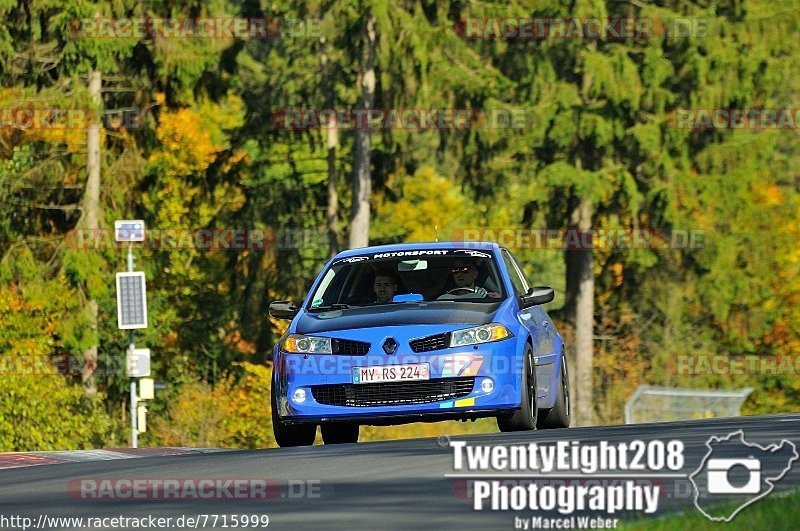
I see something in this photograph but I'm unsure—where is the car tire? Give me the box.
[497,344,538,432]
[320,423,360,444]
[538,348,571,429]
[271,388,316,447]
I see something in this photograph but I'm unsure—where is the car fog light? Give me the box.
[481,378,494,393]
[292,388,307,403]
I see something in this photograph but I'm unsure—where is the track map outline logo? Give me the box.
[689,430,798,522]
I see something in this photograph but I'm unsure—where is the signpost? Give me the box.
[114,220,154,448]
[114,220,145,242]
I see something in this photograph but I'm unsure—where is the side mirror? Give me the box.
[519,286,555,308]
[269,300,299,320]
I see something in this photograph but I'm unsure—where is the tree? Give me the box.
[79,70,101,393]
[349,6,376,249]
[320,36,340,257]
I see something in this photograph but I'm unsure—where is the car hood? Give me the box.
[294,301,503,334]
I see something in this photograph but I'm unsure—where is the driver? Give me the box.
[438,259,500,299]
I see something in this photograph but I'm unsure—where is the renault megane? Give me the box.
[269,242,570,446]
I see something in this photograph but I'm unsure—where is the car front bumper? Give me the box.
[272,336,526,424]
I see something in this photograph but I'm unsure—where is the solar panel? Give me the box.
[116,272,148,329]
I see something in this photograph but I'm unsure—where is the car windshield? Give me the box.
[307,252,507,309]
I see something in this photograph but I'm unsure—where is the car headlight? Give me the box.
[282,334,332,354]
[450,323,511,347]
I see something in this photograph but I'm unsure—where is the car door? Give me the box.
[508,251,557,358]
[501,248,555,399]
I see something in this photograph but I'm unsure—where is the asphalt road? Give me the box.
[2,414,800,530]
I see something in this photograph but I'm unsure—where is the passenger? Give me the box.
[372,268,399,304]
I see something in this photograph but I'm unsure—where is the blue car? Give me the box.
[269,242,570,446]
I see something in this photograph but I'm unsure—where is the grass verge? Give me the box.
[623,489,800,530]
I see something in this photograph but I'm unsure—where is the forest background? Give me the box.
[1,0,798,449]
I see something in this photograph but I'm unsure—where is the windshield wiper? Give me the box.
[307,303,354,312]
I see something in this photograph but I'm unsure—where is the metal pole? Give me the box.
[128,242,138,448]
[130,375,138,448]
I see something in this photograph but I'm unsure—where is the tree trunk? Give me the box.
[569,195,594,426]
[81,70,102,394]
[349,9,376,249]
[562,195,580,323]
[320,36,340,258]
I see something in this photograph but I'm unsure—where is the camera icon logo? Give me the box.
[706,457,761,495]
[690,430,797,522]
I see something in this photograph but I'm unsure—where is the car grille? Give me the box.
[311,377,475,407]
[409,332,451,353]
[331,338,371,356]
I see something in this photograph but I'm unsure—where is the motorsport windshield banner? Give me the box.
[332,249,492,266]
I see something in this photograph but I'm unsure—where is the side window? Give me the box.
[501,249,526,296]
[509,252,531,292]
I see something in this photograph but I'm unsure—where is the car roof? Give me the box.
[332,241,498,260]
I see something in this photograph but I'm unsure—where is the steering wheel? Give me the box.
[446,287,481,296]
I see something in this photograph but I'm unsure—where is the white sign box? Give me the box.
[138,378,155,400]
[126,347,151,378]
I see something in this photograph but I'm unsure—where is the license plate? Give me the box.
[352,363,430,384]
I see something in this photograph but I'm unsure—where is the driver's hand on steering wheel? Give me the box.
[473,287,501,298]
[441,286,501,299]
